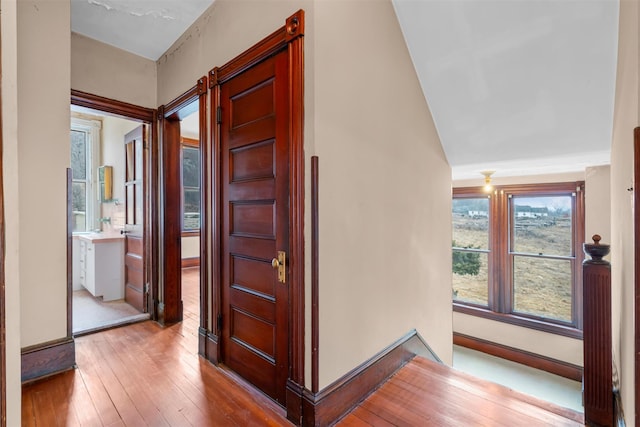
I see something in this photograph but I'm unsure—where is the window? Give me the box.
[181,138,201,232]
[70,117,101,232]
[452,183,585,337]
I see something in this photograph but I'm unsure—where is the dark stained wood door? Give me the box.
[220,50,290,404]
[124,125,146,312]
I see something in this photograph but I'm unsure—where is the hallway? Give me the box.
[22,268,584,426]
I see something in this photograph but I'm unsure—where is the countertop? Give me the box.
[75,232,125,244]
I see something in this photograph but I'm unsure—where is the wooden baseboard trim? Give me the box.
[181,257,200,268]
[21,337,75,383]
[199,330,219,365]
[297,329,437,427]
[453,332,583,382]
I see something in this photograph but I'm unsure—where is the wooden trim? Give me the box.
[298,330,435,427]
[209,67,222,366]
[181,257,200,268]
[159,116,183,324]
[453,304,583,339]
[70,90,157,319]
[453,332,583,381]
[288,9,306,399]
[71,89,154,122]
[635,126,640,427]
[21,338,75,383]
[208,11,305,415]
[66,169,73,337]
[311,156,319,394]
[159,78,207,326]
[199,330,219,365]
[453,181,586,335]
[163,85,199,120]
[582,252,614,426]
[198,77,209,343]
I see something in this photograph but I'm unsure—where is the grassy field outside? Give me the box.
[452,212,574,322]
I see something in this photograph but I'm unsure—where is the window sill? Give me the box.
[181,230,200,237]
[453,303,583,340]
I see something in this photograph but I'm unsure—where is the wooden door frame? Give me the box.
[70,90,157,319]
[157,77,207,325]
[204,10,305,421]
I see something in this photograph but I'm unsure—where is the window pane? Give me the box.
[453,250,488,306]
[70,130,87,180]
[72,182,87,232]
[512,195,572,256]
[512,255,572,322]
[452,198,489,250]
[183,189,200,230]
[183,146,200,188]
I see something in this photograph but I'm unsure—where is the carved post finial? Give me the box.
[583,234,610,264]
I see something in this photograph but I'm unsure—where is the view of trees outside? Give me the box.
[452,197,489,306]
[71,129,88,232]
[182,146,200,230]
[511,195,573,322]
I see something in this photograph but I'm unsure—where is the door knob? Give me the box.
[271,251,286,283]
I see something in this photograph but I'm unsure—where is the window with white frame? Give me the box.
[70,117,101,232]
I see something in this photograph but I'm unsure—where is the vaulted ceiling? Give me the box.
[71,0,620,180]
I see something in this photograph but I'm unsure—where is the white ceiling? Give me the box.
[71,0,214,60]
[71,0,621,180]
[393,0,619,180]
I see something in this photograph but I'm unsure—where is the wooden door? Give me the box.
[220,50,290,404]
[124,125,146,312]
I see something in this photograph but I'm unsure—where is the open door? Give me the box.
[124,125,147,312]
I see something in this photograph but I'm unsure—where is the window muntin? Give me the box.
[70,117,101,232]
[452,197,490,306]
[452,183,584,336]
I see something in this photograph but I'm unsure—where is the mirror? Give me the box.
[98,165,113,202]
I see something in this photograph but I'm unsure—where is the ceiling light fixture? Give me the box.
[481,170,495,193]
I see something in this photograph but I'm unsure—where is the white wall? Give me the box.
[313,0,452,387]
[2,0,22,423]
[71,32,157,109]
[585,165,611,251]
[157,0,453,390]
[17,0,70,348]
[181,236,200,259]
[610,0,638,422]
[101,115,140,203]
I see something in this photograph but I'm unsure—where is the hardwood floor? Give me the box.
[338,356,584,427]
[23,267,585,426]
[22,268,291,426]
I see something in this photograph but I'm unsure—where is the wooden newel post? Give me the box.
[582,234,614,427]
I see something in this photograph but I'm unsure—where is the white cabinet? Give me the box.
[77,235,125,301]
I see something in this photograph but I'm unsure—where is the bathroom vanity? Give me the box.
[75,233,125,301]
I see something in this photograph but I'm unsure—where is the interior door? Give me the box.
[220,49,290,404]
[124,125,146,312]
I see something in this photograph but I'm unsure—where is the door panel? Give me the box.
[124,125,146,312]
[221,50,289,404]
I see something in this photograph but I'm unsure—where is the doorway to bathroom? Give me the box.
[69,93,154,336]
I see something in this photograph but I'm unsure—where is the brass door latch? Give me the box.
[271,251,286,283]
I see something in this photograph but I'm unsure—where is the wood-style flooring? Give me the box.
[23,267,585,426]
[338,356,584,426]
[22,268,291,426]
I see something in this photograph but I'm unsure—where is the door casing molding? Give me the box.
[70,91,157,319]
[202,10,305,422]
